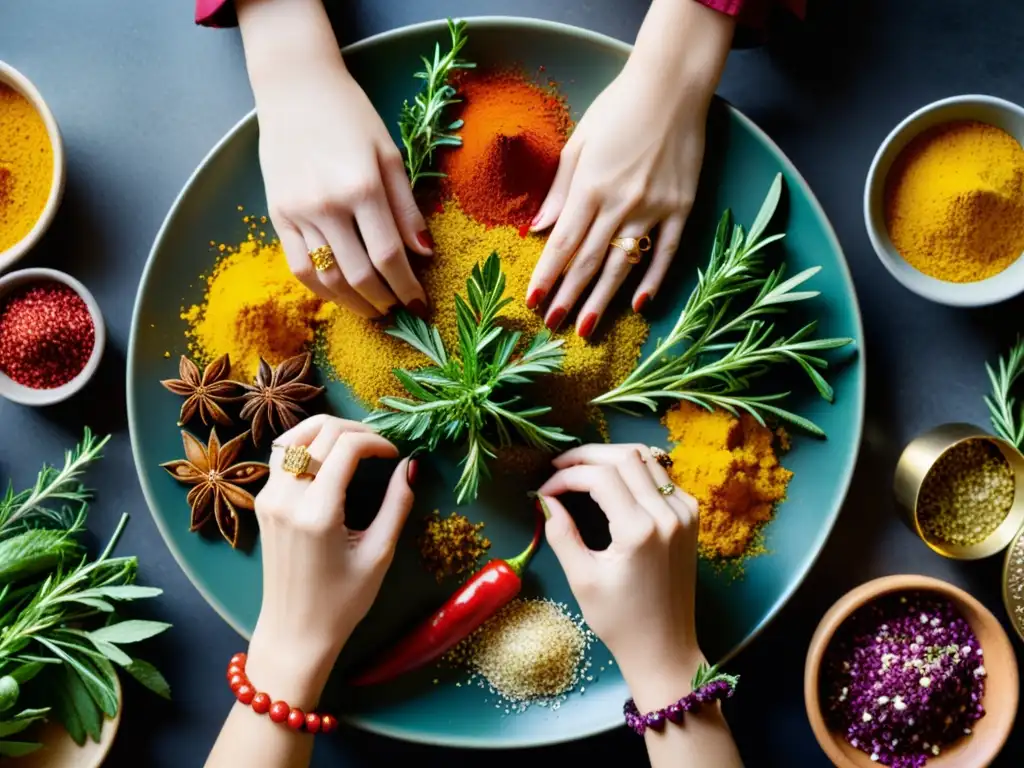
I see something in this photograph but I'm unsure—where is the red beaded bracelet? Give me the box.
[226,652,338,734]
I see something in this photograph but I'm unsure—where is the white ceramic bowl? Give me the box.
[864,95,1024,307]
[0,268,105,405]
[0,61,66,273]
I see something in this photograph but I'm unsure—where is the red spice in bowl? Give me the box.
[0,280,95,389]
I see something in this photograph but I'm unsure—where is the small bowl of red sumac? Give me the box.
[0,268,105,405]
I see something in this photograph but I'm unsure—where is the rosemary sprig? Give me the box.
[398,18,475,188]
[984,336,1024,448]
[366,252,576,503]
[592,174,854,437]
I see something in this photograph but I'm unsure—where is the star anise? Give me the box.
[240,353,324,446]
[161,428,269,548]
[161,354,243,427]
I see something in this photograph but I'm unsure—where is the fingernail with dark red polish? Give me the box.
[407,458,419,486]
[546,307,567,332]
[527,288,546,310]
[634,292,650,313]
[530,211,543,230]
[406,299,429,319]
[578,313,597,339]
[416,230,434,250]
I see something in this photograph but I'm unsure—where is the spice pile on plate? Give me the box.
[418,511,491,583]
[885,121,1024,283]
[0,83,54,254]
[916,438,1014,548]
[821,591,987,767]
[663,401,792,561]
[0,281,94,388]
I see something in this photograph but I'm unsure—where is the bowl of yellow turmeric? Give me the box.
[864,95,1024,306]
[0,61,65,273]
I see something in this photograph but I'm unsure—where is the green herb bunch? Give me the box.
[398,18,475,188]
[366,252,576,503]
[0,432,169,756]
[985,336,1024,448]
[593,175,854,437]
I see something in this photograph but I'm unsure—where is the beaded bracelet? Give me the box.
[624,662,739,736]
[226,653,338,734]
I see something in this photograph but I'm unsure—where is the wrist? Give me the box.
[244,625,345,710]
[621,648,708,713]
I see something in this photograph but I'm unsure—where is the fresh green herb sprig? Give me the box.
[592,175,854,437]
[0,514,170,752]
[398,18,475,188]
[984,336,1024,448]
[366,252,576,503]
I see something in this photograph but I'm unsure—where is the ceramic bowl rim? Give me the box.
[0,60,67,273]
[0,268,106,405]
[804,574,1020,768]
[127,16,866,749]
[863,94,1024,307]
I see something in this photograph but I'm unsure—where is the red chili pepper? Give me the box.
[351,510,543,687]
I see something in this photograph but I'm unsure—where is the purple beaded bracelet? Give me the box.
[624,662,739,736]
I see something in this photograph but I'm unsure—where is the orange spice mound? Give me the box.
[664,402,793,560]
[438,69,571,228]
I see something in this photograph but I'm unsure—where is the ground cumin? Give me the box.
[0,84,53,253]
[663,402,792,559]
[181,237,328,382]
[885,121,1024,283]
[320,201,648,437]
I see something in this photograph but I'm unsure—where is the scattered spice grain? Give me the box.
[418,511,491,583]
[822,591,986,767]
[0,281,94,389]
[663,402,792,560]
[917,438,1014,548]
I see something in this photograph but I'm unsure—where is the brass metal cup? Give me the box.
[1003,525,1024,642]
[894,423,1024,560]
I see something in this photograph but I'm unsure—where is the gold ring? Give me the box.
[280,444,314,477]
[610,235,652,265]
[649,446,673,469]
[657,482,676,497]
[309,245,336,272]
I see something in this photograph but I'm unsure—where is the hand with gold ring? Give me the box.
[208,414,416,766]
[525,0,734,339]
[238,0,433,320]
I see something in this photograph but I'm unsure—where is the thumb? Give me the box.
[380,148,433,256]
[531,142,580,232]
[536,494,591,581]
[361,457,415,560]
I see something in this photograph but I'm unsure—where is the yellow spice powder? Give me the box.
[182,239,328,382]
[321,201,648,434]
[0,84,54,253]
[664,401,792,559]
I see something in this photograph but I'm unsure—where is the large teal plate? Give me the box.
[128,17,864,748]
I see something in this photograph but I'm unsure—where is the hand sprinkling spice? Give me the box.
[239,353,324,446]
[161,428,269,548]
[161,353,243,427]
[822,591,986,767]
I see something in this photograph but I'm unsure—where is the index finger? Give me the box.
[538,464,651,542]
[312,432,399,508]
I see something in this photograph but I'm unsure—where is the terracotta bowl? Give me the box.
[804,575,1019,768]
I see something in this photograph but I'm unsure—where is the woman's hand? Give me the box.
[238,0,432,319]
[245,415,415,708]
[526,0,735,338]
[537,444,703,708]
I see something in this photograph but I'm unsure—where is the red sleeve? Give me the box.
[695,0,808,21]
[195,0,237,28]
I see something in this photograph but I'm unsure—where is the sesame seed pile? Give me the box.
[822,591,986,767]
[451,598,593,712]
[917,438,1014,548]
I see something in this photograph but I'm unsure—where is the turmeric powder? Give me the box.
[885,121,1024,283]
[663,402,792,559]
[181,237,328,382]
[0,84,53,254]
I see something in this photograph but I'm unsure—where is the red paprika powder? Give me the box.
[0,281,95,389]
[438,69,570,229]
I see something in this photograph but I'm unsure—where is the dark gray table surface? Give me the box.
[2,0,1023,765]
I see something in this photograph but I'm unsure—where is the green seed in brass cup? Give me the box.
[893,422,1024,560]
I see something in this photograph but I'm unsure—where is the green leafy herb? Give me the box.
[985,336,1024,448]
[398,18,475,187]
[592,174,854,437]
[366,252,576,503]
